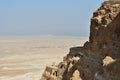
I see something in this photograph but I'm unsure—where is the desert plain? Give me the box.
[0,36,88,80]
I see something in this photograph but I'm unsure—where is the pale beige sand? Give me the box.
[0,36,88,80]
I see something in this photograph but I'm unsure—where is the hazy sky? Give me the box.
[0,0,104,36]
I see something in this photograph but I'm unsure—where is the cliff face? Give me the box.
[40,1,120,80]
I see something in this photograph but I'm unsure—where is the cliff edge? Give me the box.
[40,1,120,80]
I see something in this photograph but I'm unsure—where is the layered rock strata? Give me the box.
[40,1,120,80]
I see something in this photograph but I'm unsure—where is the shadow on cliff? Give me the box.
[62,11,120,80]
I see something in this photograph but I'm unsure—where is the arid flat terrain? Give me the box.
[0,36,88,80]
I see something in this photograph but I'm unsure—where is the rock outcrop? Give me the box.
[40,1,120,80]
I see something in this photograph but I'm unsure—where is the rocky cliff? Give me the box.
[40,1,120,80]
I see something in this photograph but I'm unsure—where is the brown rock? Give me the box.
[40,1,120,80]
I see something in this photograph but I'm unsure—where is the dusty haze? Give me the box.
[0,36,88,80]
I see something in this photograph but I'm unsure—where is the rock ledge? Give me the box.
[40,1,120,80]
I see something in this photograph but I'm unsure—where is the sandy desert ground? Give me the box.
[0,36,88,80]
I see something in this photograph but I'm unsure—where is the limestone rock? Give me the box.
[40,1,120,80]
[103,56,115,66]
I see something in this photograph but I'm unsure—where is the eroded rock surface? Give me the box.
[40,1,120,80]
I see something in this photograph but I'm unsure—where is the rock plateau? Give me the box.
[40,1,120,80]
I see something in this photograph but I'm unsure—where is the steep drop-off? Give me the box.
[41,1,120,80]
